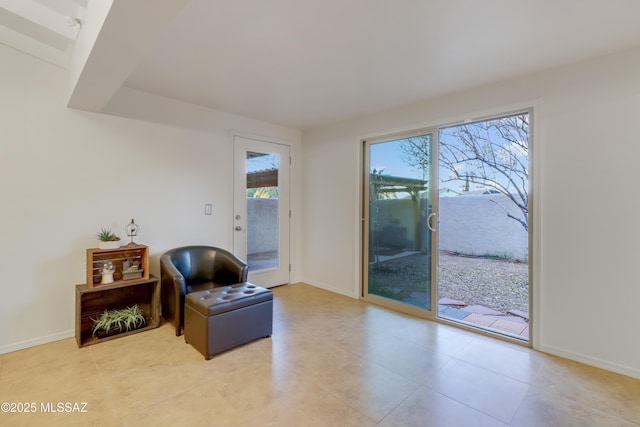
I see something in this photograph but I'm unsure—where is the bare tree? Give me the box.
[402,113,529,230]
[400,137,431,182]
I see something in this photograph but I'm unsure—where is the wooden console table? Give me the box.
[75,275,160,347]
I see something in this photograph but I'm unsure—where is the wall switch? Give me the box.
[205,204,212,215]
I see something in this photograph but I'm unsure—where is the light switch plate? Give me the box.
[205,204,212,215]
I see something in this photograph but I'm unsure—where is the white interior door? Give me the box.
[233,135,290,288]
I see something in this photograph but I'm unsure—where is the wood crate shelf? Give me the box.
[86,245,149,287]
[75,275,160,348]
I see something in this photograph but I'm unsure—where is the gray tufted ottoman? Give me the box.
[184,282,273,359]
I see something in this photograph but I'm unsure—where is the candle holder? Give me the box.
[100,261,115,284]
[125,218,139,247]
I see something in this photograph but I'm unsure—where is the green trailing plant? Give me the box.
[91,305,146,337]
[97,228,120,242]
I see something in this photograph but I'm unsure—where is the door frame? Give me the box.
[230,130,291,288]
[360,127,439,320]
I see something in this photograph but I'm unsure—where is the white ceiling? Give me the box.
[5,0,640,130]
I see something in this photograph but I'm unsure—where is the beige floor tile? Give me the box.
[453,338,545,383]
[404,324,476,357]
[380,386,507,427]
[532,357,640,424]
[320,323,391,356]
[0,410,120,427]
[121,389,240,427]
[90,324,199,376]
[0,374,120,427]
[271,337,360,384]
[356,334,451,384]
[101,362,208,419]
[356,305,425,336]
[2,337,80,363]
[212,357,308,413]
[197,343,279,378]
[512,387,639,427]
[427,358,529,423]
[238,382,376,427]
[0,340,100,401]
[315,357,420,422]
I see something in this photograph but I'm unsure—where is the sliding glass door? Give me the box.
[362,111,531,342]
[363,131,437,315]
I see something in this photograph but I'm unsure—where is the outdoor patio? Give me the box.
[438,300,529,340]
[369,251,529,340]
[247,250,279,271]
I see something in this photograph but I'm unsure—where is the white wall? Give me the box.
[247,198,278,254]
[439,194,528,261]
[301,47,640,379]
[0,44,301,353]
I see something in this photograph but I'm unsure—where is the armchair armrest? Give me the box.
[213,249,249,284]
[160,253,188,334]
[160,255,187,295]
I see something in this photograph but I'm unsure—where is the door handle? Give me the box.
[427,212,437,232]
[235,226,242,231]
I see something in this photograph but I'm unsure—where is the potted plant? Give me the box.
[91,305,147,338]
[97,228,121,249]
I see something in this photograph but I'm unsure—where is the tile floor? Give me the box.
[1,283,639,426]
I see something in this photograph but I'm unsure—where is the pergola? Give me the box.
[369,173,429,254]
[247,168,278,188]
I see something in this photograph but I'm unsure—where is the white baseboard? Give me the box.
[0,330,74,355]
[539,343,640,380]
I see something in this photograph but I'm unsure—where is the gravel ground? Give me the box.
[438,252,529,313]
[370,251,529,314]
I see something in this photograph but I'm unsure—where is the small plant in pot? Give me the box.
[91,305,147,338]
[97,228,121,249]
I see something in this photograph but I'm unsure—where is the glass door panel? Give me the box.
[245,150,279,271]
[436,112,530,341]
[364,132,436,312]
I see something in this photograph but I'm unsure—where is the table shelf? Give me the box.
[75,275,159,347]
[86,245,149,287]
